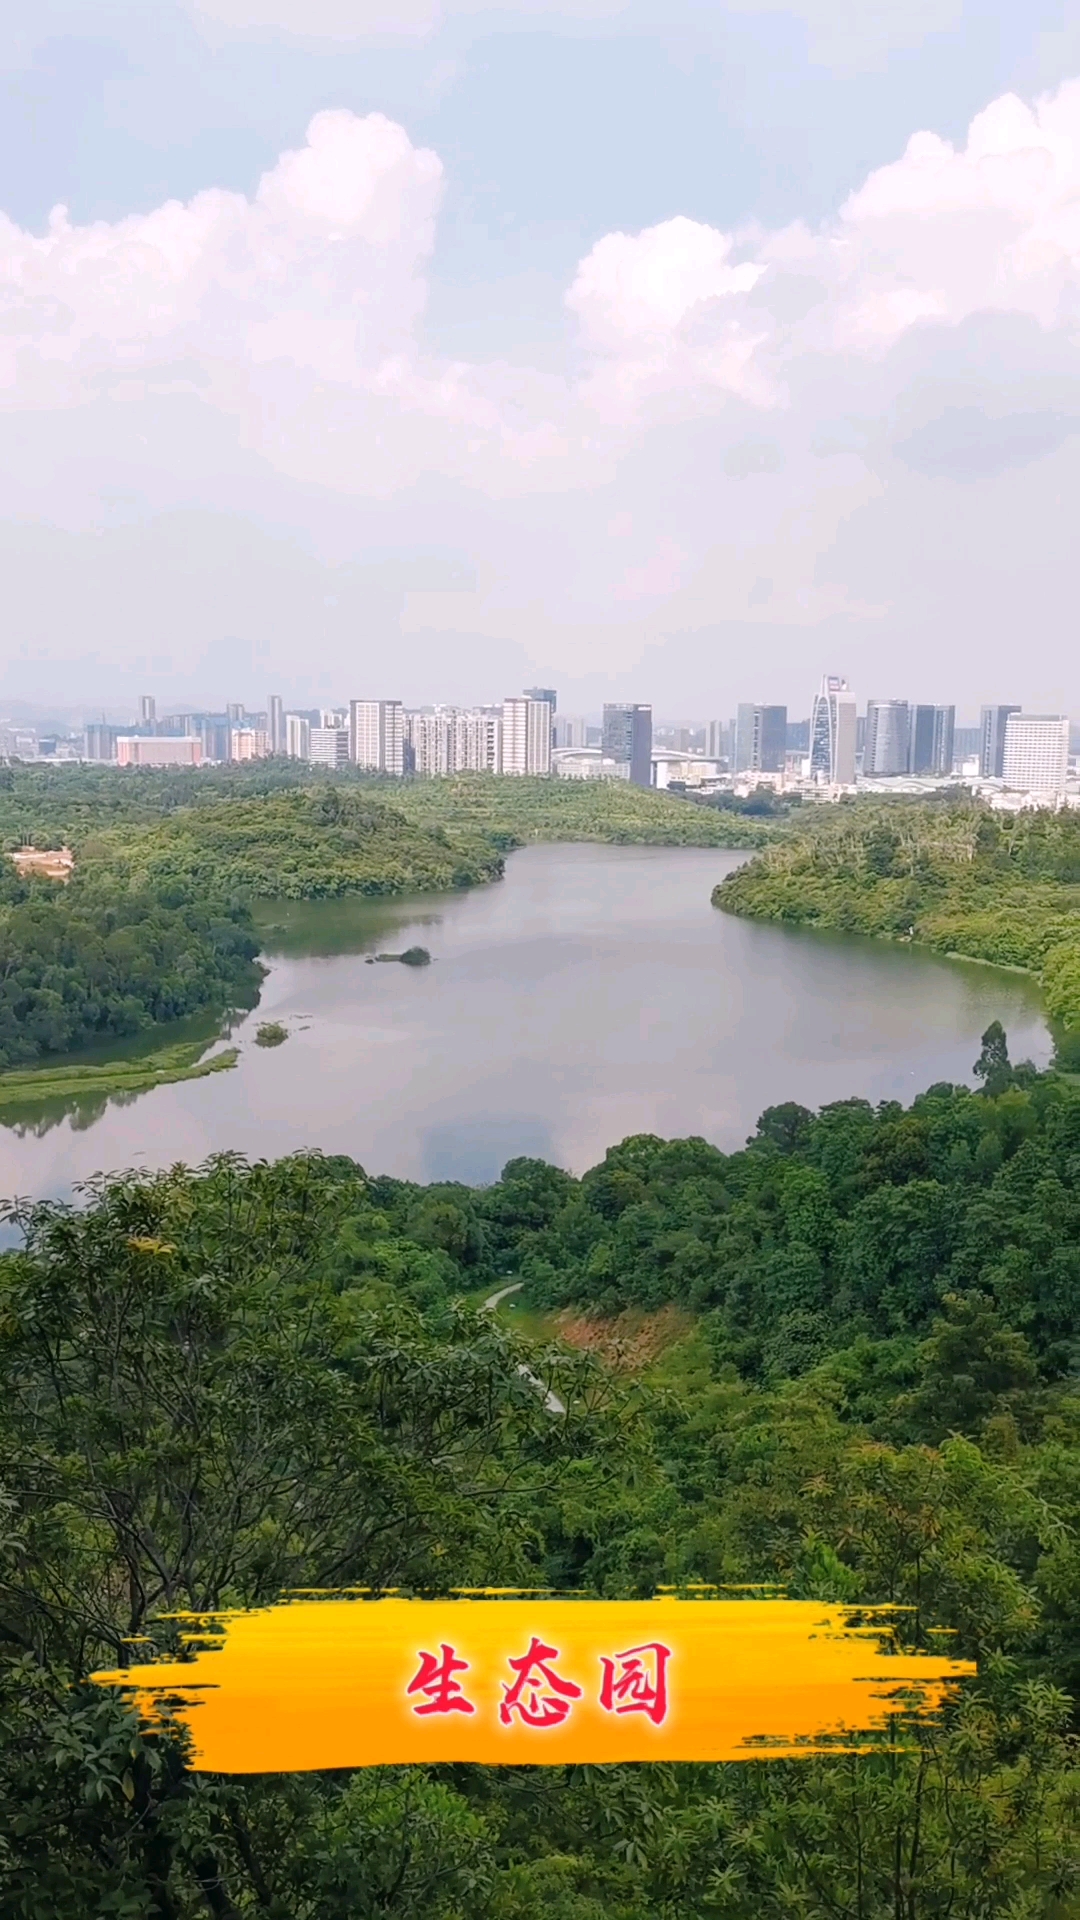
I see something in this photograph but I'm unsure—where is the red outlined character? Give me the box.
[407,1644,476,1716]
[598,1642,672,1725]
[500,1636,583,1728]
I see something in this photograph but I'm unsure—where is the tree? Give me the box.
[974,1020,1013,1095]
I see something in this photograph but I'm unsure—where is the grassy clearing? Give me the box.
[0,1040,240,1110]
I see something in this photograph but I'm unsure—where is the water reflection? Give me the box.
[0,845,1053,1204]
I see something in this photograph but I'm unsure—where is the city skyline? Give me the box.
[22,672,1075,805]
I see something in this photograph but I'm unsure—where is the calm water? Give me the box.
[0,845,1052,1201]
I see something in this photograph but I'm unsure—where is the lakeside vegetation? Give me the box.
[0,1038,239,1108]
[715,801,1080,1052]
[0,762,770,1075]
[5,1053,1080,1915]
[385,771,778,847]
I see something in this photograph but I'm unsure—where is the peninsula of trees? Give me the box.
[715,801,1080,1051]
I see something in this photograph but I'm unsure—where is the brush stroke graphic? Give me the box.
[92,1596,976,1773]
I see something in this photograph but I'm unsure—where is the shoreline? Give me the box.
[0,1040,240,1112]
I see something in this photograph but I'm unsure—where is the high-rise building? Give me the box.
[735,703,787,774]
[706,719,727,760]
[285,713,311,761]
[524,687,557,748]
[979,705,1020,779]
[350,699,404,775]
[527,697,552,775]
[931,705,955,778]
[84,723,119,762]
[268,695,284,754]
[501,700,528,775]
[863,700,911,777]
[502,697,552,775]
[226,702,244,723]
[909,705,936,776]
[455,709,502,772]
[1001,714,1069,797]
[230,728,268,762]
[406,707,503,775]
[906,704,956,778]
[809,676,856,785]
[138,695,156,729]
[410,710,454,776]
[602,703,653,787]
[953,725,980,768]
[198,717,231,763]
[308,727,349,770]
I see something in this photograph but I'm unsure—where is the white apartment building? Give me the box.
[350,699,404,775]
[285,713,310,760]
[406,707,504,775]
[410,710,453,776]
[309,726,350,770]
[456,708,502,772]
[1001,713,1069,798]
[502,696,552,776]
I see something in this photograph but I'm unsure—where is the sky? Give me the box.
[3,0,1080,721]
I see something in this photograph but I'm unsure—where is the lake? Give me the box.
[0,844,1052,1202]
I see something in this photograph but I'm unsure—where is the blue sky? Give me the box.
[3,0,1080,717]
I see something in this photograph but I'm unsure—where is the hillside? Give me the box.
[386,772,777,848]
[714,800,1080,1050]
[5,1066,1080,1915]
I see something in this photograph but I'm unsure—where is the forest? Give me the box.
[715,801,1080,1052]
[3,1040,1080,1916]
[0,763,762,1072]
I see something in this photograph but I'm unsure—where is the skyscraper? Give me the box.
[1001,714,1069,797]
[906,704,957,778]
[502,697,552,775]
[735,704,787,774]
[138,695,156,730]
[931,705,955,777]
[863,700,911,777]
[350,700,404,775]
[979,705,1020,779]
[524,687,556,752]
[602,704,653,787]
[809,676,856,785]
[268,695,284,754]
[84,722,119,762]
[285,713,311,760]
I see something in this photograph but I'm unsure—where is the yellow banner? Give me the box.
[92,1595,976,1773]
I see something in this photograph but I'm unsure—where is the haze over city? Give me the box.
[4,1,1080,715]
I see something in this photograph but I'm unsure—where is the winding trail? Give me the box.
[481,1281,565,1416]
[483,1283,524,1312]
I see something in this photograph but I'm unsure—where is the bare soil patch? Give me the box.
[554,1302,694,1372]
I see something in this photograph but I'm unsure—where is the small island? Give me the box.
[254,1021,289,1047]
[368,946,432,967]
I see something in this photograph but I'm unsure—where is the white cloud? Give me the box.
[5,80,1080,707]
[0,111,442,399]
[564,77,1080,422]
